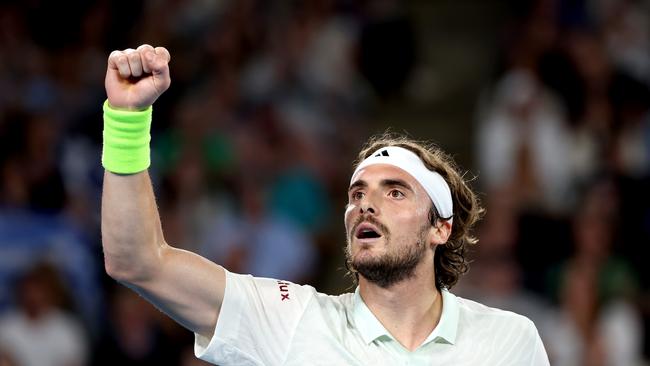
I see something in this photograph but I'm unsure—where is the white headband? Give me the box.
[351,146,453,221]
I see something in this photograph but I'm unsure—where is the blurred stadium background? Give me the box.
[0,0,649,365]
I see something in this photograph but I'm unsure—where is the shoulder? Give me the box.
[224,271,354,312]
[456,295,539,336]
[453,295,549,364]
[310,290,356,321]
[225,271,317,304]
[196,272,355,365]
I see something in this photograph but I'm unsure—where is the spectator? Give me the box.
[545,181,643,366]
[0,263,88,366]
[92,286,181,366]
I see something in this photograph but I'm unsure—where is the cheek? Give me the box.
[412,198,431,218]
[392,200,425,221]
[389,204,430,234]
[344,204,356,232]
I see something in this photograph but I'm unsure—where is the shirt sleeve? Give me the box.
[194,269,315,365]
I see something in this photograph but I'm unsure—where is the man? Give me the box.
[102,45,549,365]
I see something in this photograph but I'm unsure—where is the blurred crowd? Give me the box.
[0,0,648,365]
[464,0,650,365]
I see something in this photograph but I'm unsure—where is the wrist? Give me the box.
[106,100,151,112]
[102,100,153,174]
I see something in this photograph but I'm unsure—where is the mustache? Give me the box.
[350,215,390,240]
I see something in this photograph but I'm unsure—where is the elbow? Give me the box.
[103,241,165,284]
[103,254,140,284]
[103,257,131,283]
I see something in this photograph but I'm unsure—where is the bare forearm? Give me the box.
[101,170,165,282]
[100,45,225,337]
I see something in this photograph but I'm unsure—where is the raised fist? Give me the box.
[105,44,171,111]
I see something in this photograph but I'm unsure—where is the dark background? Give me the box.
[0,0,649,365]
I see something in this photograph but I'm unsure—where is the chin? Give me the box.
[351,243,381,259]
[352,247,383,263]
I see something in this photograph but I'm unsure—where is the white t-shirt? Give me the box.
[195,270,549,365]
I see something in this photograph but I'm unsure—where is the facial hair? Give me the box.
[346,221,430,288]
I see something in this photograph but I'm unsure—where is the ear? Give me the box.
[429,219,452,246]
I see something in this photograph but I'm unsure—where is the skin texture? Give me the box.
[344,164,450,278]
[102,45,225,339]
[102,44,453,351]
[345,164,451,350]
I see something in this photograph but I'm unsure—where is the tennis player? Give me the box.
[101,45,550,365]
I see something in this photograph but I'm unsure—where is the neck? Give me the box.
[358,261,443,351]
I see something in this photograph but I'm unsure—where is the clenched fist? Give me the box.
[105,44,171,111]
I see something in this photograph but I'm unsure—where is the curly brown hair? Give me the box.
[350,133,484,290]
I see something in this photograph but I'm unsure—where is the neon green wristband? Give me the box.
[101,100,152,174]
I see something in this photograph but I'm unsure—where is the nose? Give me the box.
[359,198,376,215]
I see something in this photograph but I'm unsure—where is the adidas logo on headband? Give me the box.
[351,146,453,222]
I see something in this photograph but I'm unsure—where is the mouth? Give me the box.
[354,223,383,240]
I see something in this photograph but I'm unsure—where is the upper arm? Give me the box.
[124,244,226,339]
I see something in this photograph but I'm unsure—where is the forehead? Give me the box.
[350,164,424,192]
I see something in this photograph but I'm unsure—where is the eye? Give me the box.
[350,191,364,201]
[389,189,405,199]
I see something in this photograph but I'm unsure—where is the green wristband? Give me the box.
[102,100,152,174]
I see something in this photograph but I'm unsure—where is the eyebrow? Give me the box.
[381,179,413,192]
[348,178,414,192]
[348,180,367,192]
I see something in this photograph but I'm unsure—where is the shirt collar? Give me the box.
[352,287,391,344]
[352,287,459,346]
[423,288,459,345]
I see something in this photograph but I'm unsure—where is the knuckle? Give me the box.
[155,47,171,60]
[108,50,121,60]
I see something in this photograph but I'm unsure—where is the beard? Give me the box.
[346,220,430,288]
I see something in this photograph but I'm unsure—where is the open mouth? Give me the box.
[355,224,382,239]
